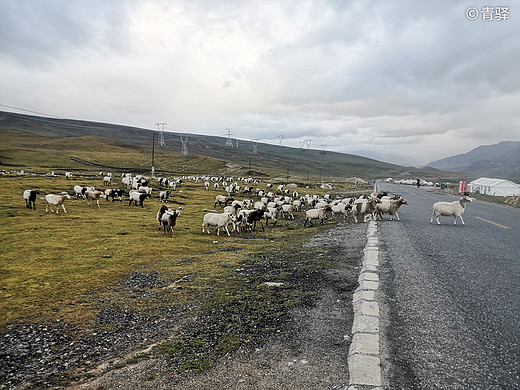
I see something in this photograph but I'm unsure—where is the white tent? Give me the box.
[468,177,520,197]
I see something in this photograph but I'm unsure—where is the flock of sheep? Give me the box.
[22,172,474,240]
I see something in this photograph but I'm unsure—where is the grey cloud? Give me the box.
[0,0,132,67]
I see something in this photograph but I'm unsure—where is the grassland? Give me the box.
[0,173,370,330]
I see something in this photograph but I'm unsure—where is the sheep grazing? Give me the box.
[157,205,170,229]
[202,212,236,236]
[103,176,112,185]
[45,193,71,214]
[246,209,266,231]
[304,206,332,227]
[281,204,295,219]
[265,205,282,226]
[85,190,103,207]
[105,189,124,202]
[159,190,171,202]
[376,196,409,221]
[23,189,40,210]
[352,198,381,223]
[331,203,350,219]
[430,194,474,225]
[214,195,234,208]
[73,185,87,199]
[161,209,181,237]
[128,190,147,207]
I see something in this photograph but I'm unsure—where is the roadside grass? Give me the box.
[0,174,365,333]
[470,193,520,208]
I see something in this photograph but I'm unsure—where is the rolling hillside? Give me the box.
[1,110,449,181]
[426,141,520,183]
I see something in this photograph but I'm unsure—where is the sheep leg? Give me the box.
[460,215,465,225]
[395,212,400,221]
[61,204,67,214]
[96,200,100,208]
[216,227,220,236]
[225,226,231,236]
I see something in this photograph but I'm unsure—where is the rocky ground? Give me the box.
[1,222,366,390]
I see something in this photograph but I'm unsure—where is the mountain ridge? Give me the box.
[426,141,520,182]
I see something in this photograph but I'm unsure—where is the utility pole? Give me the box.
[151,133,155,178]
[155,121,167,147]
[226,128,234,147]
[251,138,259,154]
[180,135,188,155]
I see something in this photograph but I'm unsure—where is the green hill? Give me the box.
[1,110,448,181]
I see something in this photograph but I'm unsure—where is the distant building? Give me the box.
[468,177,520,197]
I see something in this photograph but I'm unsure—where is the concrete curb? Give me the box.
[346,219,383,390]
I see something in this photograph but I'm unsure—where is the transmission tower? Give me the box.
[180,135,188,155]
[299,141,306,150]
[277,135,285,144]
[305,139,312,149]
[225,128,234,147]
[320,144,327,150]
[251,138,259,154]
[155,121,167,147]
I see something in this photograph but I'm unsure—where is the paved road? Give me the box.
[376,182,520,389]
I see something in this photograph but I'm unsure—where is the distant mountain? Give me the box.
[1,110,438,180]
[426,141,520,182]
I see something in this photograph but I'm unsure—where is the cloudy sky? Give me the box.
[1,0,518,166]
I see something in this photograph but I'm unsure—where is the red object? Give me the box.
[459,181,466,193]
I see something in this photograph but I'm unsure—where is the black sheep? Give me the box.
[23,189,40,210]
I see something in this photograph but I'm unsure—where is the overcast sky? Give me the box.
[1,0,518,166]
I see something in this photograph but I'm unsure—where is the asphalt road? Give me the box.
[376,182,520,390]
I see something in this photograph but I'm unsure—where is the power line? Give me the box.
[0,103,68,119]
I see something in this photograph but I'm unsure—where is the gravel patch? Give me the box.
[0,222,366,390]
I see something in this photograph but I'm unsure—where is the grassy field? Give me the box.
[0,173,369,331]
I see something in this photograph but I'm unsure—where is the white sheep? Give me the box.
[331,203,350,219]
[214,195,234,208]
[45,193,71,214]
[376,197,409,221]
[265,205,281,226]
[157,205,170,230]
[304,206,332,227]
[352,198,381,223]
[430,195,474,225]
[128,190,147,207]
[85,190,103,207]
[281,204,295,219]
[202,212,236,236]
[159,190,171,202]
